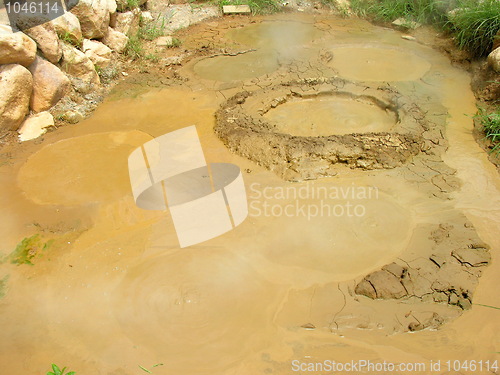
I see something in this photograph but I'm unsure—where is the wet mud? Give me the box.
[0,12,499,375]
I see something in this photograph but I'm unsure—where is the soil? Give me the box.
[0,6,499,375]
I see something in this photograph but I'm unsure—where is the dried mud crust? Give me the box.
[215,77,433,181]
[216,77,491,332]
[342,218,491,333]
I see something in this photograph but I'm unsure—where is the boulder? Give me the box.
[18,112,54,141]
[0,25,37,66]
[101,27,128,53]
[0,64,33,131]
[28,56,71,112]
[70,0,110,39]
[487,47,500,73]
[82,39,112,68]
[24,22,63,63]
[50,12,83,46]
[60,43,100,85]
[111,9,141,37]
[355,270,408,299]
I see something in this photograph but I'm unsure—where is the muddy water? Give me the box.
[328,45,432,82]
[264,97,397,136]
[0,14,499,375]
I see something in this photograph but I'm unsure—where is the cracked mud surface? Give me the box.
[0,12,499,375]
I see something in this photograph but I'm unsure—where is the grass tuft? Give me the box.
[350,0,500,57]
[475,106,500,154]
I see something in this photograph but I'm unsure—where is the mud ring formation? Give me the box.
[215,77,429,181]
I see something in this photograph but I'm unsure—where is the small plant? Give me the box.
[145,53,160,62]
[47,364,75,375]
[7,234,53,265]
[125,35,144,59]
[475,106,500,154]
[169,37,182,48]
[139,15,166,41]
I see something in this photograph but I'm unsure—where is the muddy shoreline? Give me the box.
[0,8,499,375]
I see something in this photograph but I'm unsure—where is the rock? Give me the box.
[140,11,154,25]
[0,25,37,66]
[62,110,84,124]
[101,27,128,53]
[222,5,251,14]
[82,39,112,68]
[50,12,83,46]
[60,43,100,85]
[107,0,118,14]
[392,18,421,30]
[28,56,71,112]
[487,47,500,73]
[70,0,110,39]
[111,9,141,36]
[355,270,408,299]
[24,22,62,63]
[401,35,416,41]
[0,64,33,131]
[156,36,173,47]
[18,112,54,141]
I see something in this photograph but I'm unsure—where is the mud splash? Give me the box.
[0,12,499,375]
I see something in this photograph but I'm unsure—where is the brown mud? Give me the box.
[0,12,499,375]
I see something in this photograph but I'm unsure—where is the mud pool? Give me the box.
[0,14,499,375]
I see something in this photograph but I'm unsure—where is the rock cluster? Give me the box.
[0,0,150,140]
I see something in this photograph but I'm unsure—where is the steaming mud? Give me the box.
[328,45,432,82]
[0,13,499,375]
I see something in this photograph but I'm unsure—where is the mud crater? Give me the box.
[215,77,430,181]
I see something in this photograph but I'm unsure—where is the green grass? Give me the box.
[139,15,167,41]
[47,364,75,375]
[475,106,500,154]
[125,35,145,59]
[447,0,500,57]
[6,235,53,265]
[350,0,500,57]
